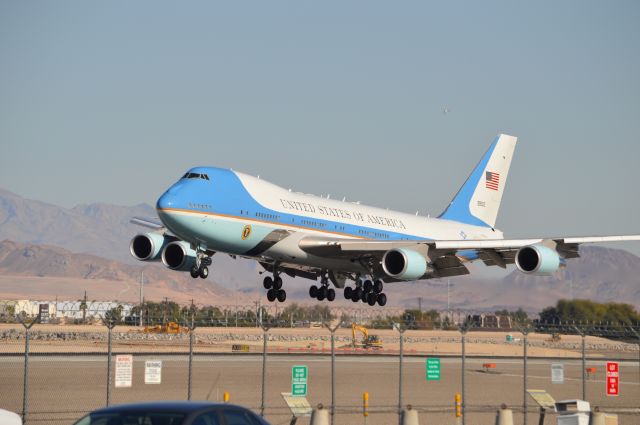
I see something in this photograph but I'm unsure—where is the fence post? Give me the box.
[187,314,196,400]
[459,324,468,425]
[517,325,531,425]
[324,321,341,425]
[628,327,640,388]
[393,322,406,425]
[573,325,587,401]
[18,315,39,424]
[260,322,271,417]
[103,316,117,407]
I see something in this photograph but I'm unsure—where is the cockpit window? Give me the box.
[181,173,210,180]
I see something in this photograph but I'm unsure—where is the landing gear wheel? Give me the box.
[266,289,277,302]
[273,276,283,290]
[344,287,353,299]
[373,279,384,293]
[352,288,362,303]
[190,267,200,279]
[199,266,209,279]
[327,288,336,302]
[263,276,273,289]
[363,280,373,293]
[317,286,327,301]
[276,289,287,302]
[360,290,368,302]
[367,292,377,306]
[309,285,318,298]
[376,293,387,306]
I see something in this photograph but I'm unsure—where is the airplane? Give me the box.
[130,134,640,307]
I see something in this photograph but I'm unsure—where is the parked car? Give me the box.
[72,401,270,425]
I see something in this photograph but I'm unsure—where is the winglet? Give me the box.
[438,134,517,228]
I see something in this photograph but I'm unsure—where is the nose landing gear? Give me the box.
[263,274,286,303]
[344,277,387,306]
[190,255,212,279]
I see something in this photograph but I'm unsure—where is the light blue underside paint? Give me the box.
[437,136,500,228]
[159,211,275,254]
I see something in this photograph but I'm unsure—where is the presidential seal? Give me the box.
[241,225,252,240]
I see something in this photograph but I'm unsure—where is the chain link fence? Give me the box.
[0,300,639,425]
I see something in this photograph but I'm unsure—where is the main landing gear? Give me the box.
[309,274,336,302]
[263,274,286,303]
[344,278,387,306]
[190,255,212,279]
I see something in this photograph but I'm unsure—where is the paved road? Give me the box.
[0,355,638,425]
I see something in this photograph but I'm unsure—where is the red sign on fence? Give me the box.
[606,361,619,396]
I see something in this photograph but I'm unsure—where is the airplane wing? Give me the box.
[298,234,640,279]
[130,217,165,230]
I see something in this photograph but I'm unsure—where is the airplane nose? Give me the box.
[156,192,175,210]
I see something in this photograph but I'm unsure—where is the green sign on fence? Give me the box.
[426,358,441,381]
[292,365,308,396]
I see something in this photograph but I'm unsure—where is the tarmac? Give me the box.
[0,354,638,425]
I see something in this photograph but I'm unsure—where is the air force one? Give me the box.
[130,134,640,307]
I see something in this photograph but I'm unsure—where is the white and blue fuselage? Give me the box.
[156,167,499,273]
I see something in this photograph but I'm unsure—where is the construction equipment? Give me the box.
[351,323,382,349]
[143,321,188,334]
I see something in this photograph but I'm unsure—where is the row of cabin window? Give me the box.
[256,212,280,220]
[358,229,390,239]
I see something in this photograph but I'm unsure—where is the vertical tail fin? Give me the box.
[438,134,517,228]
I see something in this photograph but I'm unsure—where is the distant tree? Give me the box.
[539,299,640,325]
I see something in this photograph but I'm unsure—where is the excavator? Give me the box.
[351,323,382,349]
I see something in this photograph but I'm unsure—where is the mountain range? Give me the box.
[0,188,639,311]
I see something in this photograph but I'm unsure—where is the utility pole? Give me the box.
[139,272,144,327]
[447,279,451,312]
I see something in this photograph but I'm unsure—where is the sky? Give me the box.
[1,1,639,253]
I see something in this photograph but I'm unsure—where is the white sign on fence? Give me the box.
[145,360,162,384]
[115,355,133,388]
[551,363,564,384]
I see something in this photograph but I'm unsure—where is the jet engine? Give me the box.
[161,241,197,271]
[515,245,560,275]
[130,233,176,261]
[382,248,428,280]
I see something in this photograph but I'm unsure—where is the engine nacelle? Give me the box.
[130,233,176,261]
[515,244,560,275]
[382,248,428,280]
[161,241,197,271]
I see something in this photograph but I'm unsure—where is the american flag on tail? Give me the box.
[485,171,500,191]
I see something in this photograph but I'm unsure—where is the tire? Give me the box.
[317,286,327,301]
[377,293,387,307]
[344,286,353,299]
[363,279,373,293]
[373,279,384,293]
[273,277,283,290]
[309,285,318,298]
[277,290,287,302]
[267,289,277,302]
[367,292,377,306]
[263,276,273,289]
[352,287,363,303]
[360,290,367,302]
[190,267,200,279]
[327,288,336,302]
[199,266,209,279]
